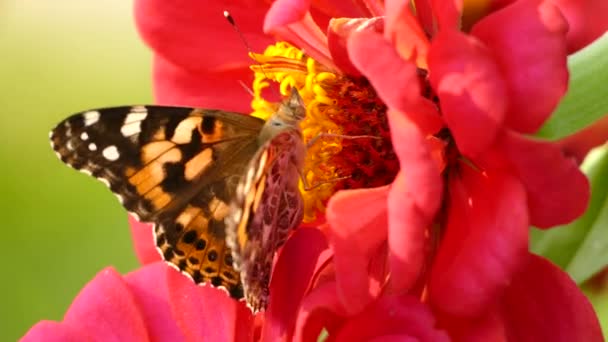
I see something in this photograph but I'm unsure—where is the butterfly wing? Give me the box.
[226,129,305,312]
[51,105,265,298]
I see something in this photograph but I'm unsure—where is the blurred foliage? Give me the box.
[0,1,151,340]
[537,33,608,140]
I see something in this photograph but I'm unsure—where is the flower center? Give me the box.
[250,42,399,222]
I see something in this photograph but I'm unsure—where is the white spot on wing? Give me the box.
[66,141,74,150]
[102,145,120,161]
[121,110,148,137]
[124,110,148,124]
[80,132,89,140]
[88,143,97,151]
[83,111,100,126]
[121,121,142,137]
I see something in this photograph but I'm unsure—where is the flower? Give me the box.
[258,0,606,339]
[26,0,607,340]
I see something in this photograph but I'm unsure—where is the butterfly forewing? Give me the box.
[50,105,265,298]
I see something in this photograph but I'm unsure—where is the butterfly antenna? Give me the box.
[224,11,281,98]
[223,11,255,55]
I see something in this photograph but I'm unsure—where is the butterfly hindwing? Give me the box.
[226,129,305,312]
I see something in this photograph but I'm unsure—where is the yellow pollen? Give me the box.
[250,42,344,222]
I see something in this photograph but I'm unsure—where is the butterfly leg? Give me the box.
[298,168,350,192]
[299,133,381,191]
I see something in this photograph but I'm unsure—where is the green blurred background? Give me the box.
[1,1,149,339]
[1,1,607,340]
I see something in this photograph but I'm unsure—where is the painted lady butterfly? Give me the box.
[50,88,306,312]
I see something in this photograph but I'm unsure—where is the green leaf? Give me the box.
[537,33,608,140]
[531,145,608,283]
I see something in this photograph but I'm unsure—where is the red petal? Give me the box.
[128,215,161,264]
[152,55,253,112]
[431,0,463,30]
[498,131,590,228]
[333,295,449,341]
[384,0,431,68]
[428,30,507,158]
[327,17,384,77]
[134,0,272,72]
[262,227,329,341]
[348,31,443,134]
[293,281,348,342]
[124,262,185,341]
[311,0,372,18]
[326,186,390,314]
[386,111,443,293]
[430,167,529,317]
[264,0,310,31]
[21,321,90,342]
[471,0,568,133]
[550,0,608,53]
[387,173,431,294]
[388,110,443,218]
[500,254,603,341]
[63,268,150,341]
[166,266,254,341]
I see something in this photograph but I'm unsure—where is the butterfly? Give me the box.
[50,88,306,312]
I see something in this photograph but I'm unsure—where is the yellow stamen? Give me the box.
[250,42,343,222]
[250,42,398,222]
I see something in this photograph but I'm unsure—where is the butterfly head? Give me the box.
[259,88,305,142]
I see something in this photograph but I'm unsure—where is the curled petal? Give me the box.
[384,0,431,68]
[498,131,590,228]
[430,167,529,317]
[129,215,161,265]
[63,268,150,341]
[348,31,443,134]
[550,0,608,53]
[166,267,254,341]
[264,0,310,31]
[558,115,608,164]
[134,0,272,72]
[501,254,603,341]
[472,0,568,133]
[328,17,384,76]
[263,228,329,341]
[428,30,506,158]
[326,186,390,314]
[153,55,253,112]
[264,4,335,69]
